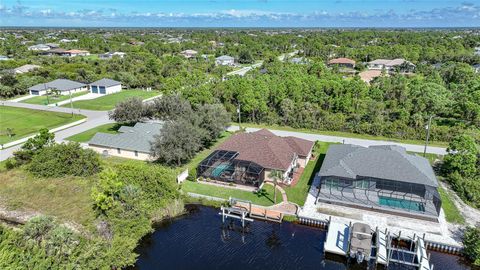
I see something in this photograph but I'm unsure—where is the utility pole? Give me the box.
[423,115,433,157]
[69,90,74,117]
[45,83,50,105]
[237,102,241,129]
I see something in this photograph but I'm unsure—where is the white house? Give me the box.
[367,58,415,72]
[215,55,235,66]
[28,79,87,96]
[89,78,122,95]
[28,44,51,51]
[99,52,126,59]
[180,49,198,59]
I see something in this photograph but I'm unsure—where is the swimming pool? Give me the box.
[378,196,425,212]
[212,163,232,177]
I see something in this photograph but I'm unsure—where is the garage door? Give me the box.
[99,86,106,94]
[91,86,98,94]
[31,90,39,95]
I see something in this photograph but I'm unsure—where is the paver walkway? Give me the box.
[264,181,298,215]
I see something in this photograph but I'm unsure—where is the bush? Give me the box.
[463,227,480,266]
[27,142,101,178]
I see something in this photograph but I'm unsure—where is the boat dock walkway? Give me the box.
[219,197,283,227]
[324,221,350,256]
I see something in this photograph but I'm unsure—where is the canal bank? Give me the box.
[132,205,474,270]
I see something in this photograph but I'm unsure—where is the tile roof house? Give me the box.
[89,78,122,95]
[180,49,198,58]
[198,129,314,187]
[88,122,162,160]
[358,70,385,84]
[316,144,442,220]
[28,79,87,96]
[328,57,356,68]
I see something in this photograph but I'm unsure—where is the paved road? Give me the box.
[228,126,447,155]
[0,101,112,161]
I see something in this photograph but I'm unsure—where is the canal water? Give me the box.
[134,205,474,270]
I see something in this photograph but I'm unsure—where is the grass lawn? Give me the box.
[236,122,448,148]
[438,185,465,224]
[0,106,85,145]
[284,141,333,206]
[66,123,122,143]
[182,180,282,206]
[0,168,96,227]
[65,90,161,111]
[22,91,89,105]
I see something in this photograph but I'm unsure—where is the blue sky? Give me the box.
[1,0,479,27]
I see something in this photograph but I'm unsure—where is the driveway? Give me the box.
[228,125,446,155]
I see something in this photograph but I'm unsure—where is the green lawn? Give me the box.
[66,123,122,143]
[284,141,333,206]
[0,106,85,145]
[22,91,89,105]
[182,180,283,206]
[65,90,161,111]
[236,122,448,148]
[438,185,465,224]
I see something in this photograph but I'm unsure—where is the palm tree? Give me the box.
[268,170,283,204]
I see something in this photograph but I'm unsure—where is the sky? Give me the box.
[0,0,479,28]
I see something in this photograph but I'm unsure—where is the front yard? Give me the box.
[22,91,89,105]
[0,106,85,145]
[66,123,122,143]
[65,90,161,111]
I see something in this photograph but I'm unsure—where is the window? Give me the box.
[354,180,370,189]
[117,148,121,154]
[134,151,138,157]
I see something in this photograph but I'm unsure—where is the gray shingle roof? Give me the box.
[88,122,163,153]
[89,78,121,87]
[28,79,86,92]
[319,144,438,187]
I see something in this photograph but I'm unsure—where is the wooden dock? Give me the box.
[324,221,350,256]
[230,198,283,222]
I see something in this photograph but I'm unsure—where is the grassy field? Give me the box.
[283,141,333,206]
[236,122,448,148]
[182,181,283,206]
[66,123,122,143]
[65,90,160,111]
[0,106,85,145]
[22,91,89,105]
[438,185,465,224]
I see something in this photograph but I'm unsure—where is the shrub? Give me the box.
[463,227,480,266]
[27,142,101,178]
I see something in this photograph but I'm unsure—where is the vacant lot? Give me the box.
[65,90,160,111]
[0,106,85,145]
[66,123,121,143]
[22,91,89,105]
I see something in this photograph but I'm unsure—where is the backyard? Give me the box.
[22,91,89,105]
[64,90,161,111]
[0,106,85,145]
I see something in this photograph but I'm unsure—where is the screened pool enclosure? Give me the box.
[316,177,442,218]
[197,150,265,187]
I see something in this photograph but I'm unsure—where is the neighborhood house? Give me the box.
[99,52,126,59]
[89,78,122,95]
[13,64,40,74]
[315,144,442,221]
[367,58,415,72]
[88,122,162,160]
[215,55,235,66]
[180,49,198,58]
[28,79,87,96]
[328,57,356,69]
[197,129,314,188]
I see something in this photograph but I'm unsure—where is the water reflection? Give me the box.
[133,205,474,270]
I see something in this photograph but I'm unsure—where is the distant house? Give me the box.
[289,57,310,65]
[88,122,162,160]
[13,64,41,74]
[367,58,415,72]
[89,78,122,95]
[64,49,90,57]
[197,129,314,187]
[316,144,441,220]
[473,64,480,73]
[41,48,90,57]
[28,79,87,96]
[328,57,356,69]
[59,38,78,43]
[99,52,126,59]
[358,70,385,84]
[475,47,480,56]
[41,48,68,56]
[45,43,59,49]
[0,55,11,61]
[180,49,198,59]
[215,55,235,66]
[28,44,51,51]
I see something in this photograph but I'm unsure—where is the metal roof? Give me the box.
[28,79,86,92]
[89,78,121,87]
[88,122,163,153]
[319,144,438,187]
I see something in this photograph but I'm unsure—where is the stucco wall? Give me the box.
[88,145,152,161]
[106,84,122,94]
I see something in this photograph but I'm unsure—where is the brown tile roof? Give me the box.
[359,70,385,83]
[217,129,314,171]
[328,57,356,65]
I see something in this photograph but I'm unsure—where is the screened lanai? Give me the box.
[197,150,265,187]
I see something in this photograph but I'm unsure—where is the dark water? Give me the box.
[134,206,474,270]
